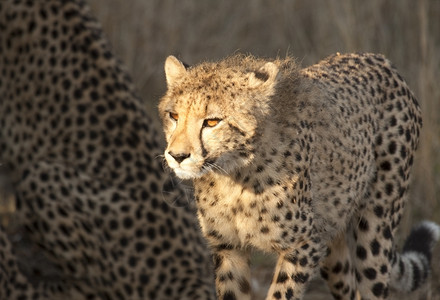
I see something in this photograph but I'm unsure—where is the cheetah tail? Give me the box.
[390,221,440,292]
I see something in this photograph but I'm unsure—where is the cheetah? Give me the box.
[0,1,215,299]
[159,53,440,300]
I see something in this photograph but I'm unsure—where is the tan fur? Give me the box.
[159,53,431,300]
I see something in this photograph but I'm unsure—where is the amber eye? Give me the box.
[169,112,179,121]
[203,118,221,128]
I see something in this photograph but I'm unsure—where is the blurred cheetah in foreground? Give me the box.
[0,1,215,299]
[159,53,440,300]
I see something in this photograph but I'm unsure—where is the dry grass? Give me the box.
[87,0,440,298]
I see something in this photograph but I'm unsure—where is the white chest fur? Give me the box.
[194,172,310,251]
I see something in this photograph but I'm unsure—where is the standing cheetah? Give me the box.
[159,53,440,300]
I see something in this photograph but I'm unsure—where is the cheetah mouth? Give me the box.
[173,167,204,180]
[172,159,221,179]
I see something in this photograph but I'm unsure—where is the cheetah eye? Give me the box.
[169,112,179,121]
[203,118,222,128]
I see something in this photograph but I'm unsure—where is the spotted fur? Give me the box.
[0,1,214,299]
[159,53,439,299]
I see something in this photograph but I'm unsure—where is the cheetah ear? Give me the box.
[248,62,280,89]
[164,55,188,87]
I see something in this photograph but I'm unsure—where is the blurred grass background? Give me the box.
[87,0,440,298]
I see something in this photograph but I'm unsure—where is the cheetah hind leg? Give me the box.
[320,232,358,300]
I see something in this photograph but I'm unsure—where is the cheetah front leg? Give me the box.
[266,241,326,300]
[212,245,251,300]
[320,232,358,300]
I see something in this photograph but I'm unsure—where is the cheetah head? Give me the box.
[159,55,280,179]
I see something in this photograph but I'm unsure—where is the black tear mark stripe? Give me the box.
[200,127,208,157]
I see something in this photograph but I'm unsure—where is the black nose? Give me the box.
[169,151,190,163]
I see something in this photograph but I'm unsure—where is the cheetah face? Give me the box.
[158,56,279,179]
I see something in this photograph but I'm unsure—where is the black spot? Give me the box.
[385,183,393,196]
[74,88,83,100]
[285,288,294,300]
[256,165,264,172]
[299,257,308,267]
[358,218,369,232]
[119,237,128,247]
[380,161,391,171]
[276,272,289,283]
[272,215,280,222]
[365,58,374,65]
[382,226,392,240]
[260,226,270,234]
[123,217,133,229]
[388,141,397,154]
[216,244,234,251]
[238,277,250,294]
[40,172,49,181]
[332,262,342,274]
[223,291,237,300]
[389,116,397,127]
[333,281,344,290]
[146,257,156,268]
[118,266,127,277]
[273,291,282,299]
[60,186,70,196]
[400,145,407,159]
[363,268,377,280]
[355,270,362,282]
[320,269,329,280]
[293,272,309,283]
[375,134,383,146]
[135,242,146,252]
[139,273,149,285]
[370,239,380,256]
[109,220,119,230]
[372,282,384,297]
[331,292,342,300]
[373,205,384,218]
[356,246,367,260]
[253,181,264,194]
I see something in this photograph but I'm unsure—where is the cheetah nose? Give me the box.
[168,151,190,164]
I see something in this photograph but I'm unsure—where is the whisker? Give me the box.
[154,154,165,160]
[159,157,172,172]
[205,162,230,176]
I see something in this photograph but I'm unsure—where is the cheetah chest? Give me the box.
[194,173,308,251]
